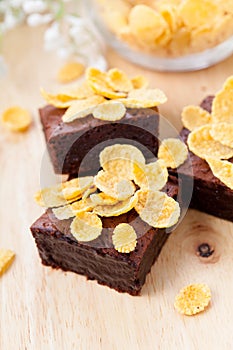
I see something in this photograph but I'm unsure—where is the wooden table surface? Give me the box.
[1,24,233,350]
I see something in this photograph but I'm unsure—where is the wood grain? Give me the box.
[1,24,233,350]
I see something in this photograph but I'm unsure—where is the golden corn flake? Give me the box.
[174,283,211,316]
[34,187,69,208]
[181,105,212,131]
[212,76,233,124]
[206,157,233,190]
[94,192,138,217]
[210,122,233,148]
[2,106,32,132]
[70,212,102,242]
[57,61,85,84]
[135,190,180,228]
[129,5,168,45]
[131,75,149,89]
[52,204,75,220]
[62,176,94,200]
[86,67,127,99]
[62,95,106,123]
[100,144,145,169]
[133,160,168,191]
[179,0,218,29]
[90,192,119,206]
[112,223,137,253]
[82,185,97,200]
[187,125,233,160]
[61,81,96,100]
[119,88,167,108]
[93,101,126,121]
[40,88,76,108]
[71,198,94,214]
[102,159,136,180]
[94,170,135,200]
[107,68,133,92]
[158,138,188,168]
[0,249,15,276]
[159,4,179,33]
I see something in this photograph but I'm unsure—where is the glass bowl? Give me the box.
[86,0,233,72]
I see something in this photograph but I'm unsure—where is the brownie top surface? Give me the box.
[179,95,233,192]
[31,177,179,267]
[40,104,159,141]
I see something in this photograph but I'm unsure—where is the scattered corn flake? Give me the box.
[181,105,212,131]
[34,187,69,208]
[212,76,233,124]
[94,192,138,217]
[206,157,233,190]
[86,67,127,99]
[57,61,85,84]
[112,223,137,253]
[62,95,106,123]
[133,160,168,191]
[93,101,126,121]
[82,185,97,200]
[90,192,119,206]
[60,81,96,100]
[61,176,94,200]
[210,122,233,148]
[158,138,188,168]
[0,249,15,276]
[131,75,149,89]
[40,88,76,108]
[94,170,136,200]
[187,125,233,160]
[100,144,145,179]
[52,204,75,220]
[135,190,180,228]
[118,88,167,108]
[70,212,102,242]
[107,68,133,92]
[2,106,32,132]
[71,198,94,214]
[129,5,168,45]
[179,0,218,29]
[174,283,211,316]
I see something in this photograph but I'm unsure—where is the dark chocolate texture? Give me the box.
[171,95,233,222]
[40,105,159,175]
[30,177,179,295]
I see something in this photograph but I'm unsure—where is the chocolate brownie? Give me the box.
[171,96,233,222]
[40,105,159,175]
[30,177,179,296]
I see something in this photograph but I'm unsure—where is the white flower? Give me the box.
[44,22,65,51]
[2,10,21,31]
[22,0,48,14]
[27,13,53,27]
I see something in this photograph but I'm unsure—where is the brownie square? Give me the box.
[40,105,159,175]
[30,177,179,296]
[170,96,233,222]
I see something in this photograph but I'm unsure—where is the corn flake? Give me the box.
[210,122,233,148]
[86,67,127,99]
[112,223,137,253]
[212,76,233,124]
[40,88,76,108]
[94,192,138,217]
[131,75,149,89]
[90,192,119,206]
[62,95,106,123]
[0,249,15,276]
[52,204,75,220]
[107,68,133,92]
[61,81,96,100]
[174,283,211,316]
[133,160,168,191]
[93,101,126,121]
[118,88,167,108]
[206,157,233,190]
[94,170,135,200]
[70,212,102,242]
[2,106,32,132]
[57,61,85,84]
[71,198,94,214]
[181,105,212,131]
[158,138,188,168]
[187,125,233,160]
[135,190,180,228]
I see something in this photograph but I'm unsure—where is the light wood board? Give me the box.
[1,24,233,350]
